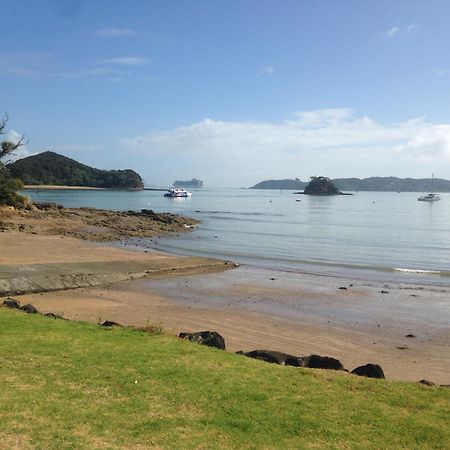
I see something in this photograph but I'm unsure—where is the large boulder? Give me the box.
[303,354,345,371]
[20,304,38,314]
[236,350,305,366]
[179,331,226,350]
[2,298,21,309]
[351,363,385,379]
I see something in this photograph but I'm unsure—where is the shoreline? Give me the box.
[1,206,449,384]
[23,185,107,190]
[13,264,450,384]
[142,235,450,287]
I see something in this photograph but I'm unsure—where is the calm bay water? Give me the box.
[23,188,450,284]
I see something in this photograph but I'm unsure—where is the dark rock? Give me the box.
[100,320,123,328]
[418,379,435,386]
[351,363,385,379]
[20,304,38,314]
[179,331,226,350]
[44,312,66,320]
[236,350,305,366]
[303,354,345,371]
[2,298,21,309]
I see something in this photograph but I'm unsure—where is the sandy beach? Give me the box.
[1,206,449,384]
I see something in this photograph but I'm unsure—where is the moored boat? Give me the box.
[417,193,440,201]
[417,174,440,201]
[164,187,192,198]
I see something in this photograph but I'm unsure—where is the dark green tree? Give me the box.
[0,114,27,206]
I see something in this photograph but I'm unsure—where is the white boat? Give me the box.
[417,174,440,201]
[164,187,192,198]
[417,193,440,202]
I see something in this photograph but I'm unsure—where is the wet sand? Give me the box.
[16,264,450,384]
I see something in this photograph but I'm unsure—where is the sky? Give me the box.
[2,0,450,187]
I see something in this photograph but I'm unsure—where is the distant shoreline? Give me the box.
[23,185,106,190]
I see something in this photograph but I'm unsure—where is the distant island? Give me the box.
[250,176,450,192]
[300,176,352,196]
[173,178,204,188]
[250,178,306,190]
[7,151,144,189]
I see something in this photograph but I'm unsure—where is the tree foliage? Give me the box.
[0,114,26,206]
[303,176,341,195]
[1,113,27,160]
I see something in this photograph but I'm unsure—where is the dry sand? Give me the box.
[17,267,450,384]
[1,207,449,384]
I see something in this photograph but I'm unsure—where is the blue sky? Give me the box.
[2,0,450,186]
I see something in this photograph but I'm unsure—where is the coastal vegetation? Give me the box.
[8,151,144,189]
[0,114,27,206]
[250,176,450,191]
[0,308,449,449]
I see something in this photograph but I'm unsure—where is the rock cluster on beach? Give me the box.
[177,330,447,386]
[2,298,447,387]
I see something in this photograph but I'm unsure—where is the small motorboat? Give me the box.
[164,187,192,198]
[417,193,440,202]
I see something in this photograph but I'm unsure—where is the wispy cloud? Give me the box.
[433,69,450,77]
[386,26,399,38]
[121,109,450,183]
[384,24,416,39]
[94,27,137,38]
[0,51,54,76]
[54,67,126,79]
[258,65,274,77]
[0,51,152,82]
[105,57,149,66]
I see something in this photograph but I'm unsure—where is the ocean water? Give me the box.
[23,188,450,284]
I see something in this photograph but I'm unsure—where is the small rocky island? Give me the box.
[298,176,353,196]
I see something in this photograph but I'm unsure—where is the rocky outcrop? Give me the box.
[179,331,226,350]
[301,176,352,196]
[351,364,385,379]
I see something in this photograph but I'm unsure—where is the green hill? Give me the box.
[7,151,144,189]
[0,308,449,449]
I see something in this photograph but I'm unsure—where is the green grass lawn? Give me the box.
[0,308,449,449]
